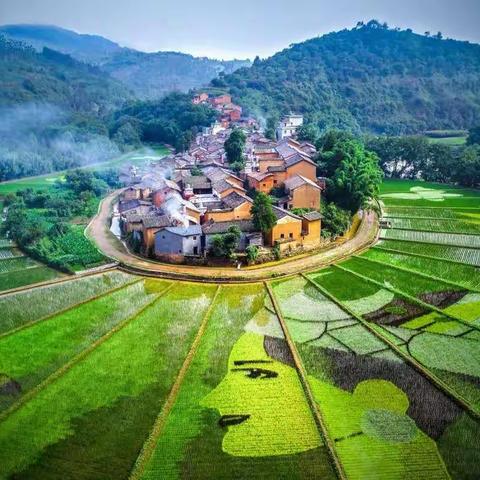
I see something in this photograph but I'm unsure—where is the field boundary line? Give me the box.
[382,205,480,210]
[266,281,346,480]
[129,284,222,480]
[383,215,479,220]
[0,266,119,298]
[334,264,480,332]
[0,278,143,340]
[0,282,174,425]
[378,235,480,250]
[388,226,480,237]
[352,254,480,293]
[373,245,480,267]
[301,274,480,421]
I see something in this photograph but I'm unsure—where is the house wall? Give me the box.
[122,188,140,201]
[289,185,321,210]
[143,227,161,250]
[285,161,317,182]
[186,206,201,223]
[203,202,252,223]
[301,219,321,248]
[247,175,275,194]
[258,158,284,173]
[266,217,302,246]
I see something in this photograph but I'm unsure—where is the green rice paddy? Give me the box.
[0,179,479,479]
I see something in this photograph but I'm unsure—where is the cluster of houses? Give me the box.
[115,106,325,263]
[192,92,243,126]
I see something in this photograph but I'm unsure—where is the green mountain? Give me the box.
[0,35,131,113]
[102,49,250,99]
[218,21,480,135]
[0,24,251,99]
[0,24,122,63]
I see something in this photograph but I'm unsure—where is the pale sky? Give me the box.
[1,0,479,59]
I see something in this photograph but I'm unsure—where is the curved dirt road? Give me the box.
[86,191,378,283]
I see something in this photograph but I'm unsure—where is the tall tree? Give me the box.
[224,128,246,165]
[467,126,480,146]
[251,192,277,233]
[317,135,383,213]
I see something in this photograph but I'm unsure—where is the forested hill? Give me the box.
[218,21,480,135]
[0,24,251,99]
[0,24,122,63]
[0,35,131,113]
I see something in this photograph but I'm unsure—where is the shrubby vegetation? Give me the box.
[224,128,247,172]
[1,169,118,271]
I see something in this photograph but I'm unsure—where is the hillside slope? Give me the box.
[219,22,480,134]
[0,24,251,99]
[0,24,122,63]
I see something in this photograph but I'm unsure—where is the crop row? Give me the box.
[375,240,480,267]
[381,196,480,208]
[383,206,480,219]
[0,270,135,335]
[380,228,480,248]
[0,265,59,292]
[0,281,217,479]
[140,283,335,480]
[306,268,480,409]
[386,217,480,235]
[0,248,23,260]
[363,249,480,291]
[271,275,479,479]
[0,256,37,275]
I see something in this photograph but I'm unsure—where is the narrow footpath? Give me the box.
[86,190,379,283]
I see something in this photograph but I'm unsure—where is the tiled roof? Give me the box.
[118,199,151,213]
[202,219,256,234]
[183,176,211,189]
[222,192,253,209]
[162,225,203,237]
[247,171,274,181]
[267,165,286,173]
[284,174,321,191]
[302,211,323,221]
[142,215,171,229]
[272,206,302,221]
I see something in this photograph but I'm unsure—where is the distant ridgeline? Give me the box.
[0,24,251,99]
[217,21,480,135]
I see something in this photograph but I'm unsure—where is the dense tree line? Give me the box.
[218,21,480,135]
[109,93,217,152]
[366,130,480,187]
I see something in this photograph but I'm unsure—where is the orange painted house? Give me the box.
[283,175,321,210]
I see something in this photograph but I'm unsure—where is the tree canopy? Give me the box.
[316,133,383,212]
[251,192,277,233]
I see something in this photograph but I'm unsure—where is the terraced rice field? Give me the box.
[0,180,478,479]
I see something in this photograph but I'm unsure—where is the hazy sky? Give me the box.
[1,0,479,59]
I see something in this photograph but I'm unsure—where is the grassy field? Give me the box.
[0,178,479,479]
[427,136,467,146]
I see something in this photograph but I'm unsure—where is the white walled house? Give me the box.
[276,114,304,140]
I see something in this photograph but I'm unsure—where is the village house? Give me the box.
[283,174,321,210]
[276,114,304,140]
[154,225,203,261]
[203,192,253,223]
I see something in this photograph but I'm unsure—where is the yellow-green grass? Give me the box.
[141,284,336,480]
[0,265,61,292]
[0,280,160,413]
[375,240,480,267]
[0,281,216,479]
[0,270,135,335]
[362,249,480,291]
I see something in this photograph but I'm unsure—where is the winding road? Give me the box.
[86,190,379,283]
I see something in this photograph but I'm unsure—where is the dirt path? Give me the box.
[86,190,378,283]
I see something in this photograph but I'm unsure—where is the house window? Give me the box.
[193,236,197,240]
[280,233,285,239]
[162,235,165,239]
[179,250,182,253]
[262,183,266,187]
[289,233,293,239]
[273,180,277,184]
